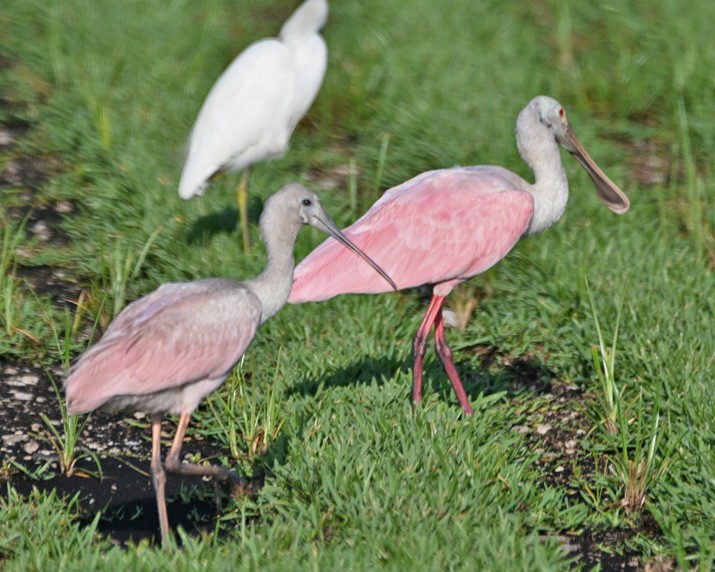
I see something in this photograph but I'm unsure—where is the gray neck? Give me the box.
[245,211,302,324]
[516,112,570,236]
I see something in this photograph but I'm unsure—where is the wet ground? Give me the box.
[0,359,250,546]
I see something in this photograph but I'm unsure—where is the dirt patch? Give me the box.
[0,121,30,148]
[1,93,80,308]
[625,138,670,188]
[0,358,260,546]
[514,380,669,571]
[14,264,81,307]
[2,149,82,308]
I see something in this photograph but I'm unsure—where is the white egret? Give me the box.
[179,0,329,251]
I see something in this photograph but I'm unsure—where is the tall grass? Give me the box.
[37,373,101,478]
[88,227,162,327]
[206,351,286,465]
[674,92,709,263]
[609,393,672,513]
[0,217,27,339]
[586,278,627,434]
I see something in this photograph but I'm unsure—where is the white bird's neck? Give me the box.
[279,0,328,124]
[282,34,327,123]
[516,110,570,236]
[245,212,302,325]
[284,33,327,83]
[280,0,328,40]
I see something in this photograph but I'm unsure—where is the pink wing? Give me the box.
[289,167,534,303]
[65,279,261,413]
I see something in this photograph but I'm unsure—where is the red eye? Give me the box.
[559,108,564,117]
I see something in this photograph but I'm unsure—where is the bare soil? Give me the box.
[0,358,254,546]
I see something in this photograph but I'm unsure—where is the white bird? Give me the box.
[179,0,329,252]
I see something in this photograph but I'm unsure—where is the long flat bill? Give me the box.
[565,127,630,214]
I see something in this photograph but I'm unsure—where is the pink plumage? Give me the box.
[290,167,533,302]
[65,279,260,414]
[61,182,396,547]
[289,96,630,416]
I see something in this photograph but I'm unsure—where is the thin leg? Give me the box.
[150,414,170,548]
[434,310,474,416]
[412,295,446,409]
[164,411,244,485]
[237,170,251,253]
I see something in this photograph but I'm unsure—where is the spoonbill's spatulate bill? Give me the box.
[65,183,394,547]
[289,96,630,415]
[178,0,329,252]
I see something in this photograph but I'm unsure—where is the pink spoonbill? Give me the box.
[65,183,395,547]
[289,96,630,416]
[178,0,329,252]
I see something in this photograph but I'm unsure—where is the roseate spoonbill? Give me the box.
[289,96,630,415]
[64,183,394,547]
[179,0,329,252]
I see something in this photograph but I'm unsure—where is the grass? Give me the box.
[586,278,626,435]
[0,216,35,349]
[586,281,674,514]
[205,352,287,466]
[609,393,670,514]
[1,0,714,569]
[92,225,163,325]
[37,373,101,478]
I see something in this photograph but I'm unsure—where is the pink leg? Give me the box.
[434,310,474,416]
[165,411,243,485]
[412,295,446,408]
[165,412,245,514]
[150,414,170,548]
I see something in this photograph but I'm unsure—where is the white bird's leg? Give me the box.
[237,169,251,253]
[164,411,245,500]
[412,294,446,411]
[433,309,475,416]
[150,414,171,548]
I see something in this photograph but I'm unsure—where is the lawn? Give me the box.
[1,0,714,570]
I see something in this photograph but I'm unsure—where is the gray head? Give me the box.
[261,182,327,229]
[263,183,396,290]
[280,0,329,39]
[518,96,630,214]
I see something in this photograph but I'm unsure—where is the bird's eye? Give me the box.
[559,108,565,117]
[302,198,312,207]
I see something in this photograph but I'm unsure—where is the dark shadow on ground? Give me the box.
[186,207,238,244]
[4,449,266,548]
[185,197,263,245]
[0,358,264,548]
[6,456,234,547]
[286,345,557,408]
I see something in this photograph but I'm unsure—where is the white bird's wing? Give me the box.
[179,39,298,198]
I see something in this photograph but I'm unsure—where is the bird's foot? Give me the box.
[215,468,261,498]
[211,468,251,512]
